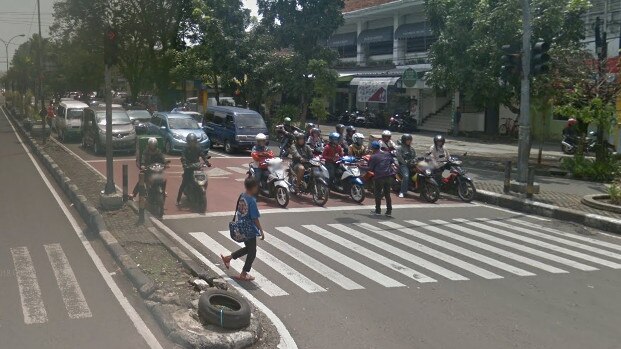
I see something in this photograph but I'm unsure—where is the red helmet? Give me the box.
[567,118,577,127]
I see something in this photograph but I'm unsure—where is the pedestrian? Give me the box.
[221,177,265,281]
[367,141,396,217]
[453,106,462,136]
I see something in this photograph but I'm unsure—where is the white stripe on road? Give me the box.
[359,223,502,280]
[275,227,404,288]
[226,166,249,174]
[508,219,621,253]
[217,231,325,293]
[480,219,621,268]
[11,247,48,324]
[44,243,92,319]
[190,232,288,297]
[426,220,567,274]
[304,225,437,283]
[207,168,233,177]
[450,219,597,271]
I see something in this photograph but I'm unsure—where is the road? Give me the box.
[0,107,169,348]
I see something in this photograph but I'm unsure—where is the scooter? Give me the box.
[331,156,365,203]
[249,158,291,208]
[182,160,210,212]
[561,132,616,155]
[289,156,330,206]
[144,162,169,218]
[394,157,440,203]
[434,156,476,202]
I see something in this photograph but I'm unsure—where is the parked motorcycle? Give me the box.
[144,162,169,218]
[435,156,476,202]
[394,157,440,203]
[289,157,330,206]
[339,110,357,125]
[183,160,210,212]
[331,156,365,203]
[389,112,418,132]
[561,132,616,155]
[249,158,291,208]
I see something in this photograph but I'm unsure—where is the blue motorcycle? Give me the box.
[331,156,365,203]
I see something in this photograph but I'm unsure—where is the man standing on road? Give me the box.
[368,141,396,217]
[453,106,462,136]
[396,134,416,198]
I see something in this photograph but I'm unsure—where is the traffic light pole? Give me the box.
[104,64,116,194]
[516,0,532,183]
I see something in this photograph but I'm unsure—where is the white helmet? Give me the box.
[382,130,392,137]
[147,137,158,148]
[255,133,267,141]
[352,132,365,146]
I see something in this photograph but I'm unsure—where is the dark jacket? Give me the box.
[291,143,313,164]
[141,149,165,167]
[368,151,396,179]
[181,146,206,168]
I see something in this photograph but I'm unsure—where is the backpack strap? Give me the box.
[232,194,243,221]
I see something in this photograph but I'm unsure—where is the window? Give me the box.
[406,36,437,53]
[168,118,199,129]
[67,108,83,120]
[214,114,226,125]
[151,115,162,126]
[204,112,215,123]
[337,45,357,58]
[225,115,234,126]
[368,41,393,56]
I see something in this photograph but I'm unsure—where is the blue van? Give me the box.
[203,106,269,154]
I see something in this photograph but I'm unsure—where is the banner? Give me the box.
[356,79,391,104]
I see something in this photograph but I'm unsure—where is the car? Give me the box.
[55,100,89,142]
[203,106,269,154]
[177,111,203,127]
[126,109,152,134]
[81,107,137,155]
[145,112,210,154]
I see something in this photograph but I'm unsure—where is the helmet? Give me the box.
[336,124,345,133]
[186,133,198,144]
[382,130,392,137]
[284,117,292,125]
[295,132,306,142]
[370,141,381,150]
[401,134,413,144]
[147,137,158,149]
[345,125,356,135]
[311,127,321,136]
[353,133,364,146]
[305,122,316,130]
[329,132,340,144]
[255,133,267,142]
[567,118,577,127]
[433,135,445,148]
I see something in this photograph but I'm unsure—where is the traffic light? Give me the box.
[104,27,119,67]
[501,44,521,79]
[531,41,550,75]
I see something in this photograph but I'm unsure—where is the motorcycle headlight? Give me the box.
[425,169,432,176]
[350,167,360,176]
[172,133,184,141]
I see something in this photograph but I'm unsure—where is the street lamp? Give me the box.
[0,34,26,96]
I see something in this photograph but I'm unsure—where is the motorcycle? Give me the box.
[144,162,169,218]
[182,160,210,212]
[339,110,357,125]
[561,131,616,155]
[394,157,441,203]
[331,156,365,203]
[435,156,476,202]
[249,158,291,208]
[389,112,418,132]
[289,156,330,206]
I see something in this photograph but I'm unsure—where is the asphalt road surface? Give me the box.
[162,204,621,349]
[0,108,169,348]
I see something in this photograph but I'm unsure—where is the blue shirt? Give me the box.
[236,193,261,237]
[368,151,396,179]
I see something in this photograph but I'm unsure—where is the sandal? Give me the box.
[233,274,255,281]
[220,254,230,270]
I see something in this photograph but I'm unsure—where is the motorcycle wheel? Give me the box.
[275,187,289,208]
[349,184,365,203]
[312,182,329,206]
[561,143,575,155]
[457,178,476,203]
[420,180,440,203]
[151,187,165,218]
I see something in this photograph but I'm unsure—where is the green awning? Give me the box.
[395,23,432,39]
[358,26,394,44]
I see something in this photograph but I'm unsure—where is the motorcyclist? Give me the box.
[335,124,349,155]
[276,117,301,157]
[428,135,450,168]
[322,132,344,185]
[176,133,210,206]
[131,137,167,199]
[379,130,396,152]
[290,132,314,190]
[349,133,368,157]
[307,127,323,152]
[562,118,579,143]
[345,125,357,146]
[395,134,416,198]
[251,133,274,186]
[304,123,316,139]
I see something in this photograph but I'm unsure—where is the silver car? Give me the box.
[81,107,137,155]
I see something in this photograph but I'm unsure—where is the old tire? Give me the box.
[198,289,251,330]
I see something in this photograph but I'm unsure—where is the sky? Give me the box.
[0,0,259,73]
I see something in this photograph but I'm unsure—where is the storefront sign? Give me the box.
[356,79,390,103]
[402,68,417,88]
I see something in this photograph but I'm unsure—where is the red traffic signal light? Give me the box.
[104,27,119,67]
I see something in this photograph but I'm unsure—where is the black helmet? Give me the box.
[345,125,356,135]
[433,135,445,148]
[336,124,345,133]
[401,134,413,144]
[186,133,198,144]
[295,132,306,142]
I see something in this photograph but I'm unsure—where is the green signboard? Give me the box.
[402,68,417,88]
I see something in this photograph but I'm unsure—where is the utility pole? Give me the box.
[37,0,45,133]
[103,28,118,194]
[516,0,532,183]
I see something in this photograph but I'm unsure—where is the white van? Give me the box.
[55,100,89,142]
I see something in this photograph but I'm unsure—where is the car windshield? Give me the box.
[127,110,151,121]
[67,108,83,120]
[169,118,199,129]
[96,112,131,125]
[235,114,266,129]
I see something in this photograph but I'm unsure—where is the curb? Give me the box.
[581,194,621,214]
[475,189,621,234]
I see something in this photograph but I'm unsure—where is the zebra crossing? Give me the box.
[5,244,93,325]
[190,218,621,297]
[207,166,249,178]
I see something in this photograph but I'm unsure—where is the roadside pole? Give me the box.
[516,0,532,183]
[104,64,116,194]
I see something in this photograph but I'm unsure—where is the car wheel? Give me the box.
[224,141,234,154]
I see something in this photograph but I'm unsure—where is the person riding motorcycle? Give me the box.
[349,133,367,157]
[322,132,344,185]
[395,134,416,198]
[428,135,450,168]
[251,133,274,185]
[307,127,323,151]
[562,118,579,147]
[176,133,209,206]
[131,137,167,199]
[290,132,314,190]
[379,130,396,152]
[276,117,301,157]
[304,122,316,139]
[335,124,349,155]
[345,125,357,146]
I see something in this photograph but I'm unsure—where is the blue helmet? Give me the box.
[329,132,340,144]
[370,141,381,150]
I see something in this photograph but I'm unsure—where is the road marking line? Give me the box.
[207,168,232,177]
[450,219,597,271]
[474,200,550,221]
[44,243,92,319]
[331,224,467,281]
[304,225,436,283]
[360,223,502,280]
[481,219,621,267]
[3,109,163,348]
[190,232,288,297]
[275,227,404,287]
[226,166,249,174]
[508,219,621,253]
[11,247,48,324]
[426,220,567,274]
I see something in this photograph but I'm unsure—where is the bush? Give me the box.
[609,179,621,205]
[561,155,621,182]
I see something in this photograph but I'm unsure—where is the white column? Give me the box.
[393,14,403,65]
[357,21,366,66]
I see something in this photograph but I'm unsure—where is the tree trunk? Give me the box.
[300,94,307,124]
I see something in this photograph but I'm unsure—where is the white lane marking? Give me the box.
[331,224,467,281]
[359,223,502,280]
[207,168,233,177]
[275,227,404,287]
[217,231,326,293]
[482,219,621,267]
[474,200,550,221]
[450,219,597,271]
[190,233,288,297]
[4,110,163,348]
[426,220,567,274]
[163,202,479,220]
[149,219,297,349]
[304,225,436,283]
[44,243,93,319]
[508,219,621,253]
[226,166,249,174]
[11,247,48,324]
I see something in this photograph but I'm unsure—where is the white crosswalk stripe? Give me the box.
[358,223,503,279]
[11,247,48,324]
[44,244,92,319]
[190,232,289,297]
[461,219,621,269]
[226,166,249,174]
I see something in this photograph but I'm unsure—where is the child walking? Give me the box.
[221,177,265,281]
